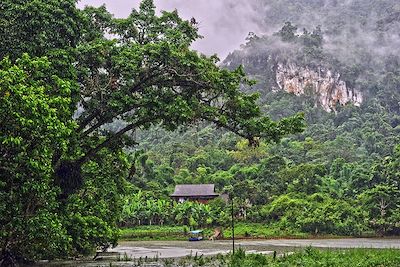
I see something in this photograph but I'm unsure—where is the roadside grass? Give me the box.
[119,223,309,241]
[120,225,188,240]
[223,222,308,239]
[230,247,400,267]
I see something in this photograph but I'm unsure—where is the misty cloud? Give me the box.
[154,0,263,59]
[78,0,400,72]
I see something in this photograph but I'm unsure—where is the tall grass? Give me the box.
[230,247,400,267]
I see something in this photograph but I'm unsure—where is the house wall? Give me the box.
[172,196,217,204]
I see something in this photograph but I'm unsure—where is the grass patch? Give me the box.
[120,225,188,240]
[230,247,400,266]
[224,222,309,239]
[119,223,311,241]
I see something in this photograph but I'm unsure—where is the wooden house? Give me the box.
[171,184,219,204]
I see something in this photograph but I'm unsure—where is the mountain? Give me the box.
[131,0,400,186]
[219,0,400,160]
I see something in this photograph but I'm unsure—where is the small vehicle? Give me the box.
[188,230,204,241]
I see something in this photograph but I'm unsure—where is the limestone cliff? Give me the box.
[275,62,363,112]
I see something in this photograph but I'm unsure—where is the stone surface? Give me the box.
[275,62,363,112]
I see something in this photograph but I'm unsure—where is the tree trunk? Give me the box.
[0,250,17,267]
[54,160,83,199]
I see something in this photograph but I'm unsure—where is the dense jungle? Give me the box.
[1,0,400,265]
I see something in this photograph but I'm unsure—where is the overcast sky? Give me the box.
[77,0,261,59]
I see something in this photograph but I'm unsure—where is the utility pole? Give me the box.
[231,197,235,254]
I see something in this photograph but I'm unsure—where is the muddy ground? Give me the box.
[29,238,400,266]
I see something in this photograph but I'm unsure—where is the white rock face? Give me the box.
[275,62,363,112]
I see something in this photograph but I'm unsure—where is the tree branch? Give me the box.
[200,115,249,140]
[77,118,151,165]
[77,68,164,134]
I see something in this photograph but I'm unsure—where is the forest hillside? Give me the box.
[123,0,400,237]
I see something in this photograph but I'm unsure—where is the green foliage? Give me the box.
[0,0,82,60]
[283,163,326,194]
[128,123,399,237]
[120,223,306,241]
[358,146,400,234]
[223,223,306,239]
[120,225,187,240]
[258,193,366,236]
[121,192,224,228]
[0,55,73,260]
[63,149,129,254]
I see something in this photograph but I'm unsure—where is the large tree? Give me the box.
[0,0,304,262]
[56,0,304,197]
